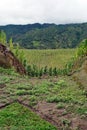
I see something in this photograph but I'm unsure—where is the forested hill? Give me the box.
[0,23,87,49]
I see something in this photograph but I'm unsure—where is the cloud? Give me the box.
[0,0,87,25]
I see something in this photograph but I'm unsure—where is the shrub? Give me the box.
[77,39,87,57]
[53,67,58,76]
[43,66,48,75]
[49,67,53,76]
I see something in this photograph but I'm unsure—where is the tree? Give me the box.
[76,39,87,57]
[0,30,7,45]
[9,37,14,51]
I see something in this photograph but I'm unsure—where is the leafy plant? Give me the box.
[53,67,58,76]
[57,103,65,109]
[49,67,53,76]
[9,37,14,51]
[43,66,48,75]
[76,39,87,57]
[0,30,7,45]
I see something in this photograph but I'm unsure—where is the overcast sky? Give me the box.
[0,0,87,25]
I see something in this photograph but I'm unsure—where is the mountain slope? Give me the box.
[0,23,87,49]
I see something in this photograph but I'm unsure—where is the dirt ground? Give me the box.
[0,76,87,130]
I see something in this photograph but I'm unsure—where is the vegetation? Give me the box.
[0,103,57,130]
[64,39,87,74]
[24,49,75,68]
[0,30,86,77]
[1,23,87,49]
[0,40,87,129]
[0,22,87,129]
[0,67,87,129]
[76,39,87,57]
[0,30,7,45]
[17,49,75,77]
[0,68,86,114]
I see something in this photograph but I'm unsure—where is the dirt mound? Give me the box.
[72,56,87,88]
[0,43,26,75]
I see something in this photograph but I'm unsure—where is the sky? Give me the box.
[0,0,87,25]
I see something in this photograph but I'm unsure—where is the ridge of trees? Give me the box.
[0,23,87,49]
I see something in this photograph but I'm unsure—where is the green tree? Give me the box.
[9,37,14,51]
[14,43,20,57]
[0,30,7,45]
[76,39,87,57]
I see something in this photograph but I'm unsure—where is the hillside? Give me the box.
[0,23,87,49]
[0,43,26,74]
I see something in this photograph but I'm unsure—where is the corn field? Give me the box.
[23,49,75,69]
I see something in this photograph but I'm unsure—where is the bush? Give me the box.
[43,66,48,75]
[77,39,87,57]
[53,67,58,76]
[49,67,53,76]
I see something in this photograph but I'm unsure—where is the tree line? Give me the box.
[0,23,87,49]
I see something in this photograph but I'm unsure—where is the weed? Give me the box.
[57,103,65,109]
[61,118,71,126]
[76,106,87,115]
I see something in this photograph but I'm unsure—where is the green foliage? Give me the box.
[43,66,48,75]
[23,59,27,67]
[39,67,43,77]
[57,80,67,87]
[61,118,71,126]
[0,68,87,129]
[0,30,7,45]
[63,39,87,75]
[26,65,32,76]
[0,67,18,76]
[76,106,87,115]
[64,56,76,74]
[14,44,27,66]
[76,39,87,57]
[24,49,75,69]
[53,67,58,76]
[25,64,67,77]
[19,50,25,64]
[22,49,76,77]
[49,67,53,76]
[1,23,87,49]
[57,103,65,109]
[14,43,20,57]
[0,103,57,130]
[9,37,13,51]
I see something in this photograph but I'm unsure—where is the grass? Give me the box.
[0,102,57,130]
[0,70,87,115]
[24,49,75,68]
[0,67,18,76]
